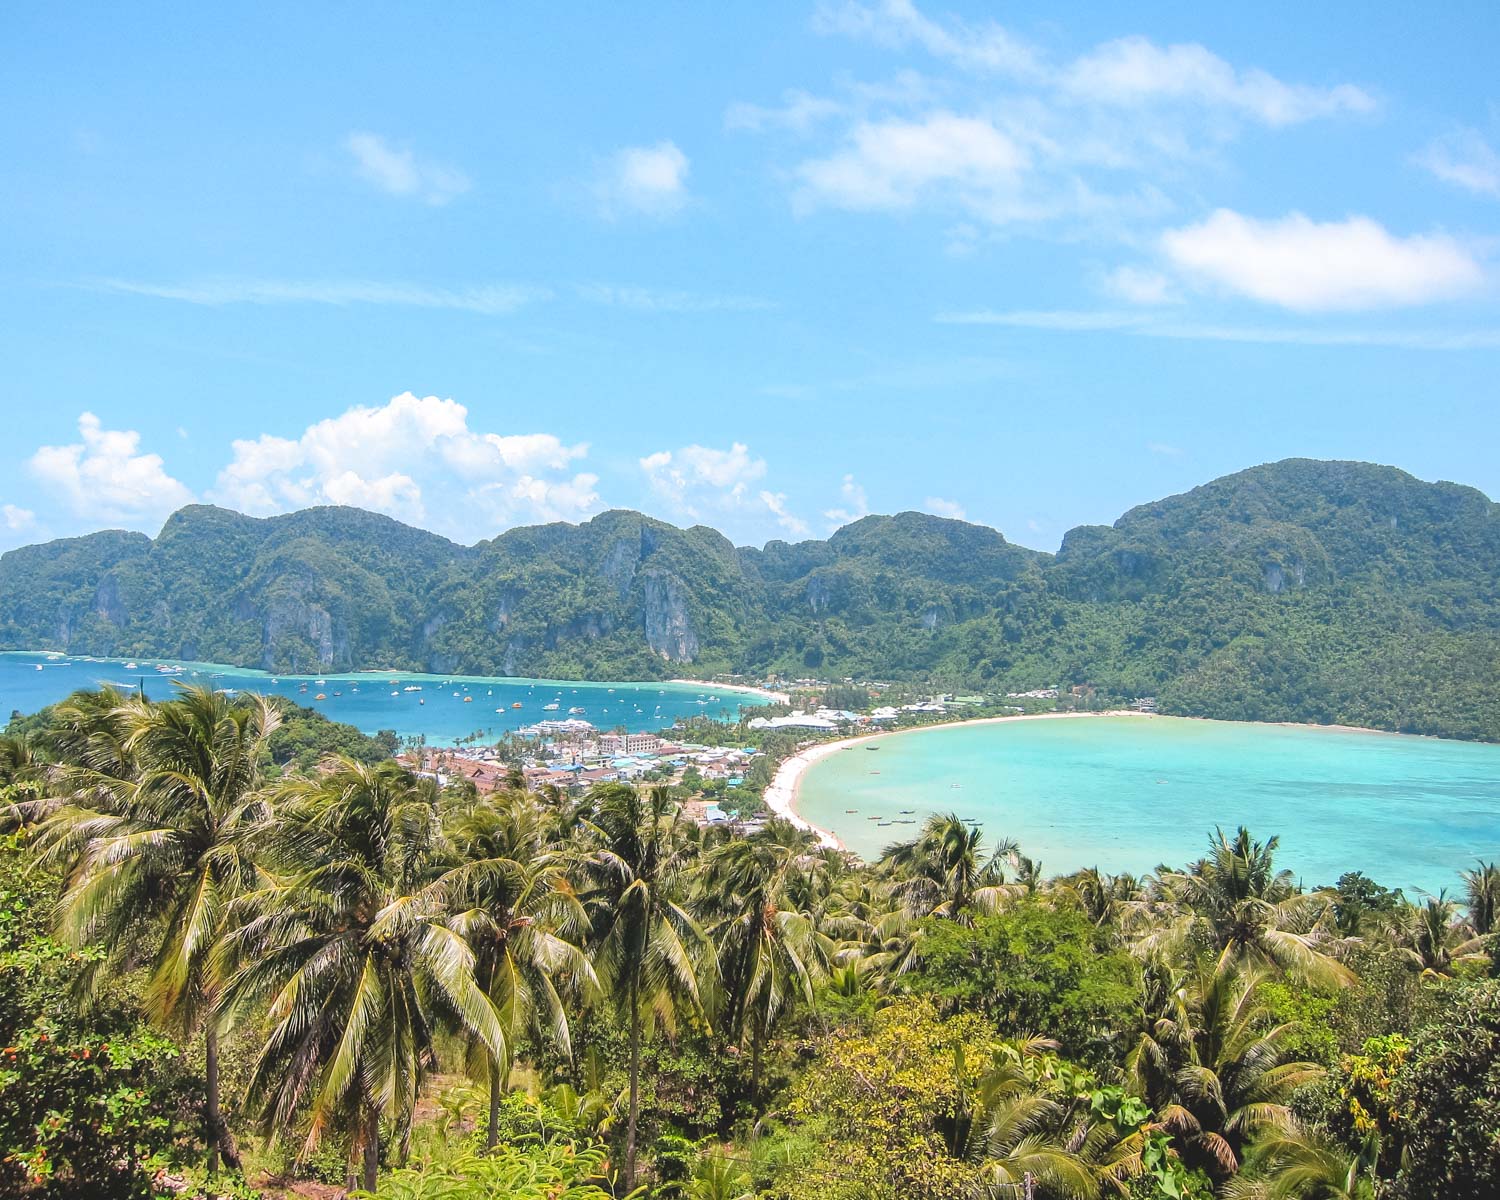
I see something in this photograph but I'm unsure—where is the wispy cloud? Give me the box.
[1416,128,1500,199]
[576,284,774,313]
[346,132,470,205]
[94,278,549,315]
[935,308,1500,351]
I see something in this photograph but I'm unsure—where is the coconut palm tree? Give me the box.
[33,684,279,1171]
[1136,828,1352,987]
[1224,1125,1378,1200]
[880,812,1022,922]
[1462,861,1500,936]
[695,822,830,1096]
[1397,892,1489,977]
[577,783,711,1188]
[428,792,597,1148]
[1128,950,1323,1180]
[217,758,505,1193]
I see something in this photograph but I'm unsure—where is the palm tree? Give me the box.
[428,792,597,1149]
[34,684,279,1171]
[1137,828,1352,987]
[217,758,505,1193]
[880,812,1022,922]
[1127,951,1323,1180]
[695,822,829,1096]
[971,1038,1099,1199]
[1462,861,1500,936]
[1224,1125,1378,1200]
[1397,892,1488,977]
[578,783,711,1188]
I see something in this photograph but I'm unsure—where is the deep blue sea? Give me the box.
[0,651,759,744]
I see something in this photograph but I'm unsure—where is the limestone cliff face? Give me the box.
[642,571,698,661]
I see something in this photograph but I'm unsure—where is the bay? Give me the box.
[796,715,1500,897]
[1,651,760,744]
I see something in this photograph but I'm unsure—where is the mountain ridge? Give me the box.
[2,458,1497,740]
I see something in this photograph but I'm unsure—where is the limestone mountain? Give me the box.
[1,458,1497,739]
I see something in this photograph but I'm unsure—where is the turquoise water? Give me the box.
[796,716,1500,897]
[0,652,759,745]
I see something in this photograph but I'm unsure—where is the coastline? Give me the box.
[667,678,791,704]
[765,710,1159,851]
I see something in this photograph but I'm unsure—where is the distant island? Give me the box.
[2,457,1497,741]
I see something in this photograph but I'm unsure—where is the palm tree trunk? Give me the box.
[751,1015,764,1101]
[625,963,642,1189]
[362,1105,380,1194]
[204,1025,240,1171]
[486,1058,502,1151]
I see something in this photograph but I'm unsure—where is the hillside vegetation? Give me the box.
[2,458,1497,739]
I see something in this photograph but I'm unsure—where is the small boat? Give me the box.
[333,690,342,697]
[452,691,460,698]
[845,808,858,813]
[463,696,473,704]
[543,703,560,712]
[315,693,326,701]
[419,699,425,705]
[403,686,422,692]
[568,706,586,715]
[34,664,42,671]
[316,679,326,686]
[124,662,138,669]
[511,702,522,709]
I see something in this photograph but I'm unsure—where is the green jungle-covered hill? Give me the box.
[2,458,1497,739]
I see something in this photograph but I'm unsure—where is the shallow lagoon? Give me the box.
[796,715,1500,897]
[1,652,759,744]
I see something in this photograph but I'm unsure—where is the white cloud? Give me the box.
[600,141,690,217]
[924,496,965,519]
[824,474,870,529]
[575,284,773,313]
[640,443,767,516]
[2,504,35,532]
[97,278,544,315]
[747,3,1372,237]
[1061,37,1375,126]
[759,490,811,538]
[211,393,597,539]
[796,112,1026,213]
[1416,129,1500,199]
[29,413,194,526]
[934,307,1500,350]
[1146,442,1182,457]
[1161,209,1486,311]
[346,132,470,205]
[1104,265,1177,306]
[813,0,1040,77]
[639,443,812,541]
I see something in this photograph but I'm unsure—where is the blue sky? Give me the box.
[4,0,1499,553]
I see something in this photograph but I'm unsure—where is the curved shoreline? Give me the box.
[666,678,791,704]
[763,710,1145,850]
[762,709,1435,854]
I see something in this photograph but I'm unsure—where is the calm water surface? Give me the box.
[797,715,1500,896]
[1,652,758,744]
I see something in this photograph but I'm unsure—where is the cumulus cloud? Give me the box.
[211,393,598,539]
[924,496,966,519]
[638,442,811,541]
[824,474,870,529]
[3,504,35,532]
[1060,37,1374,125]
[1160,209,1486,311]
[746,2,1373,234]
[796,112,1026,213]
[29,414,194,525]
[1416,129,1500,199]
[599,141,691,217]
[346,132,470,205]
